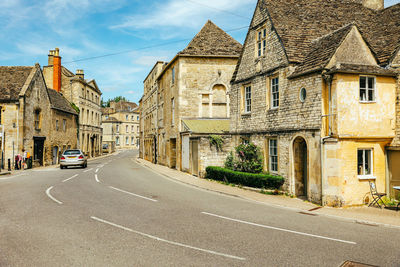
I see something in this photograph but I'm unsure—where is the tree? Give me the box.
[101,96,128,108]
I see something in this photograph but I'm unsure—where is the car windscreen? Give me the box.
[64,150,81,155]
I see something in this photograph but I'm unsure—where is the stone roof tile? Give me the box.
[0,66,34,101]
[47,89,78,115]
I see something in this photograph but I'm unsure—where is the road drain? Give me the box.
[340,260,378,267]
[298,211,318,216]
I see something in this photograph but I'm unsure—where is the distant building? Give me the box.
[0,64,78,168]
[102,101,140,150]
[140,20,242,177]
[43,48,102,158]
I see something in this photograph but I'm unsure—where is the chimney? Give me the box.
[48,49,55,65]
[76,69,84,79]
[362,0,384,10]
[53,48,61,93]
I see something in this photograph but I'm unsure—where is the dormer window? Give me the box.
[257,28,267,57]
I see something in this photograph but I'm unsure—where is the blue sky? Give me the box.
[1,0,399,104]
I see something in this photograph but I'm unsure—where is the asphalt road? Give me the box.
[0,150,399,266]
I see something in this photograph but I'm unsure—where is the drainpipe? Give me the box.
[321,74,333,205]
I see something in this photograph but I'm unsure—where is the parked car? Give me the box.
[60,149,87,169]
[102,143,109,154]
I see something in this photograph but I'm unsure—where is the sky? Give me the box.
[1,0,399,104]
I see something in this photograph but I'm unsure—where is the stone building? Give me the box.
[102,101,140,150]
[230,0,400,206]
[0,64,78,169]
[146,20,242,176]
[140,61,167,163]
[43,48,103,158]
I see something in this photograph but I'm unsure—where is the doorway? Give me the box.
[190,139,199,176]
[33,137,45,166]
[170,138,177,169]
[388,150,400,199]
[293,137,308,197]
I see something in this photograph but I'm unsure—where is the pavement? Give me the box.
[136,157,400,229]
[0,150,399,266]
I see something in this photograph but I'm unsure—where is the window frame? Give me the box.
[244,85,252,113]
[256,27,267,57]
[268,138,278,173]
[271,77,279,109]
[357,148,374,179]
[359,76,376,103]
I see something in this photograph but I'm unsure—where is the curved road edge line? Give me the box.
[46,186,63,205]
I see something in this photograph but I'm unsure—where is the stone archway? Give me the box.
[293,136,308,197]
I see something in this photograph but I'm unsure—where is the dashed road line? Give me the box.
[91,216,245,261]
[45,186,63,205]
[109,186,158,202]
[83,168,93,173]
[201,212,356,245]
[62,174,79,183]
[95,168,99,173]
[95,174,100,183]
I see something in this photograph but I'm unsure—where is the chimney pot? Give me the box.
[76,69,84,79]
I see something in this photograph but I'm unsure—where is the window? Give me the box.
[56,120,59,131]
[269,139,278,173]
[299,88,307,102]
[82,88,84,97]
[171,98,175,125]
[132,126,134,132]
[131,115,134,121]
[34,110,40,130]
[172,67,175,84]
[137,126,139,132]
[131,137,134,145]
[245,85,251,113]
[63,119,66,131]
[126,137,129,145]
[126,115,129,120]
[358,149,373,177]
[271,77,279,108]
[116,137,120,146]
[257,28,267,57]
[116,125,119,133]
[126,125,129,133]
[360,76,375,102]
[137,116,139,121]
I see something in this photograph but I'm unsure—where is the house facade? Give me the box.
[43,48,103,158]
[230,0,400,206]
[102,101,140,150]
[150,21,242,176]
[0,64,78,169]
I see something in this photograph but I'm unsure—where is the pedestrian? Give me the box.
[15,155,19,170]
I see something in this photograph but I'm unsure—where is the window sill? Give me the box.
[359,101,376,104]
[241,112,251,117]
[358,175,376,180]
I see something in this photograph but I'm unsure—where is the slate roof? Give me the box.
[261,0,400,65]
[182,119,230,134]
[47,89,78,115]
[179,20,242,57]
[326,63,396,76]
[290,24,354,77]
[0,66,34,101]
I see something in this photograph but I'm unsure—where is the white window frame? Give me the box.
[245,85,252,113]
[357,148,374,179]
[257,28,267,57]
[271,77,279,109]
[359,76,376,103]
[116,137,120,146]
[269,139,278,173]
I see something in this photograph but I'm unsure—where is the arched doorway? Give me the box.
[293,137,308,197]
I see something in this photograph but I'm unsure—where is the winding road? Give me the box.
[0,150,399,266]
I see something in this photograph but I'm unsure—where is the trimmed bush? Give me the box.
[206,166,285,189]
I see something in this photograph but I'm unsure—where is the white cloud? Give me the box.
[111,0,253,30]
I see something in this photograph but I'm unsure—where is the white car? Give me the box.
[60,149,87,169]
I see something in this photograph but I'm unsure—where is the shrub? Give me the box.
[224,142,263,173]
[209,135,224,151]
[206,166,284,189]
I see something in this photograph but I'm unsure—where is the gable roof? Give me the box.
[0,66,34,102]
[47,89,78,115]
[260,0,400,66]
[179,20,242,57]
[290,24,354,78]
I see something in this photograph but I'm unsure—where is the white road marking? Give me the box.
[109,186,158,202]
[95,174,100,183]
[91,216,246,261]
[45,186,63,205]
[201,212,356,245]
[83,168,93,173]
[62,174,79,183]
[95,168,99,173]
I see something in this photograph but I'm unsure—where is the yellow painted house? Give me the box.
[230,0,400,206]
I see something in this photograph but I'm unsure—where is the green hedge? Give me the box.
[205,166,285,189]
